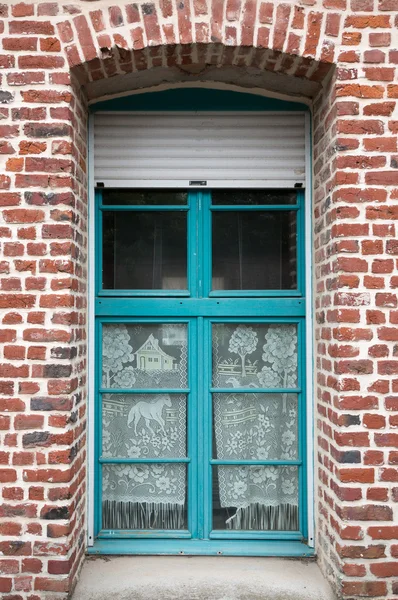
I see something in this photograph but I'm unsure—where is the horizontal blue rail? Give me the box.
[99,457,190,464]
[210,459,302,466]
[99,205,189,211]
[100,388,190,394]
[210,205,299,211]
[89,539,314,556]
[210,388,300,394]
[96,298,305,317]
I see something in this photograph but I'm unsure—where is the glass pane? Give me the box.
[212,466,298,531]
[213,393,298,460]
[212,323,298,389]
[102,189,188,206]
[212,211,297,290]
[102,323,188,389]
[102,464,187,530]
[212,190,297,205]
[102,394,187,459]
[102,211,187,289]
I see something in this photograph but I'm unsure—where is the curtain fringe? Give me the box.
[102,500,185,530]
[226,503,298,531]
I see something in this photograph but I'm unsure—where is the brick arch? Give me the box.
[56,1,336,93]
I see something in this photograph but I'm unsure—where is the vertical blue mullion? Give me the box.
[297,190,305,296]
[202,192,211,298]
[296,190,307,538]
[196,191,203,299]
[95,319,103,535]
[95,189,103,296]
[188,319,198,537]
[298,318,307,538]
[94,190,103,535]
[197,316,205,539]
[188,192,197,298]
[203,318,212,538]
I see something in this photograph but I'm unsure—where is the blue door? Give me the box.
[94,188,309,555]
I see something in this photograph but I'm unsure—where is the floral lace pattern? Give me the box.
[103,463,186,506]
[214,393,298,461]
[217,465,298,508]
[213,324,299,518]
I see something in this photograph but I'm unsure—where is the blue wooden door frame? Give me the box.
[91,188,312,556]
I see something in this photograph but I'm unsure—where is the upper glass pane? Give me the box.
[102,189,188,205]
[212,323,298,389]
[212,190,297,205]
[102,323,188,389]
[102,211,187,290]
[212,211,297,290]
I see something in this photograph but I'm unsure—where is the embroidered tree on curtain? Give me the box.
[214,324,299,531]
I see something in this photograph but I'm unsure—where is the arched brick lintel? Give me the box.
[57,1,336,92]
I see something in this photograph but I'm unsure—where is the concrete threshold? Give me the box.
[72,556,336,600]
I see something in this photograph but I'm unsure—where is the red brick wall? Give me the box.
[0,1,397,599]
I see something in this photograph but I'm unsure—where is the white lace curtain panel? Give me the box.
[101,323,299,531]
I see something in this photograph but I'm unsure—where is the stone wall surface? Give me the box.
[0,0,397,598]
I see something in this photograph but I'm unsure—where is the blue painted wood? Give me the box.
[99,458,191,464]
[189,320,199,538]
[94,186,308,552]
[90,87,309,113]
[210,460,302,466]
[209,388,301,393]
[99,205,189,211]
[95,298,306,316]
[98,531,192,539]
[88,539,315,556]
[211,205,300,211]
[99,388,190,394]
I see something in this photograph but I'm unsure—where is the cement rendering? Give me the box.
[72,556,336,600]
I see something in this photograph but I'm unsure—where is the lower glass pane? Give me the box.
[102,394,187,459]
[212,465,298,531]
[213,393,298,460]
[102,463,187,530]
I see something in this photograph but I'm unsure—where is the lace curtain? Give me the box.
[101,324,188,530]
[101,323,299,531]
[213,324,299,530]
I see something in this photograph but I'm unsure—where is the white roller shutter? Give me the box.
[93,112,306,188]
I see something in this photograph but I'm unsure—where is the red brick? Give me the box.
[342,581,387,596]
[9,20,55,35]
[339,468,374,483]
[74,15,97,62]
[369,32,391,46]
